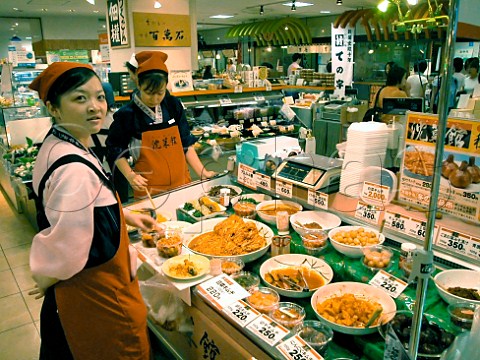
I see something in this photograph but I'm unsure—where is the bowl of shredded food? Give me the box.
[184,215,273,263]
[433,269,480,306]
[311,282,396,335]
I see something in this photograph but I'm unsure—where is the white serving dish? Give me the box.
[230,193,273,206]
[178,202,227,221]
[184,217,273,263]
[259,254,333,298]
[433,269,480,306]
[311,281,397,335]
[328,226,385,258]
[256,199,302,226]
[290,210,342,235]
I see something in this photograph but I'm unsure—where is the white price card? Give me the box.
[246,314,290,346]
[369,270,408,298]
[237,163,257,190]
[197,274,250,310]
[276,180,293,199]
[277,335,324,360]
[234,85,243,93]
[254,95,266,102]
[384,211,409,234]
[223,300,261,328]
[408,217,438,242]
[466,236,480,262]
[436,228,470,257]
[255,172,271,190]
[355,200,381,225]
[361,181,390,206]
[307,189,328,210]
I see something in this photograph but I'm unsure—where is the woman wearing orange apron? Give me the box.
[29,62,156,359]
[106,51,216,201]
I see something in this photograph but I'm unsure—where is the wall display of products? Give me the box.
[398,112,480,224]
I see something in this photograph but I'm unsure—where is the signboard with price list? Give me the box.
[398,113,480,224]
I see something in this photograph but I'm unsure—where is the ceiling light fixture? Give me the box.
[320,10,331,14]
[209,15,234,19]
[285,25,289,30]
[13,7,19,11]
[86,0,95,5]
[407,0,418,4]
[336,0,343,5]
[291,1,296,11]
[260,5,264,15]
[154,1,161,9]
[377,0,389,12]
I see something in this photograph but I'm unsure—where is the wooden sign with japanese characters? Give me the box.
[107,0,129,48]
[398,113,480,224]
[133,13,191,47]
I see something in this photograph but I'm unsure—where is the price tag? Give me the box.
[276,180,293,198]
[408,218,438,242]
[276,335,324,360]
[307,189,328,210]
[384,211,409,235]
[254,95,265,102]
[234,85,243,93]
[466,237,480,261]
[246,314,289,346]
[219,96,232,105]
[197,274,250,310]
[436,228,470,257]
[361,181,390,206]
[237,163,257,190]
[255,173,271,190]
[355,200,380,225]
[223,300,261,327]
[261,121,269,127]
[369,270,408,298]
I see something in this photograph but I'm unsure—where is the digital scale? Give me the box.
[273,154,343,192]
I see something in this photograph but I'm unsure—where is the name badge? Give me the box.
[168,118,176,124]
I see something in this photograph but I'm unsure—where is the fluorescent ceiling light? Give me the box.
[377,0,389,12]
[320,11,331,14]
[210,15,234,19]
[86,0,95,5]
[282,1,313,7]
[407,0,418,4]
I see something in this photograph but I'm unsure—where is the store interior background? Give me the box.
[1,1,480,359]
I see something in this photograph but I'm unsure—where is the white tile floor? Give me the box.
[0,189,41,360]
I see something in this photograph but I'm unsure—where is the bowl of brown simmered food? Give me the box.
[378,311,458,359]
[433,269,480,306]
[290,210,341,236]
[256,200,302,226]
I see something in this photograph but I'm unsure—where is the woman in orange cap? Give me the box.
[29,62,154,359]
[106,51,216,200]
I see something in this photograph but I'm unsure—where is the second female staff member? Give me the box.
[106,51,216,199]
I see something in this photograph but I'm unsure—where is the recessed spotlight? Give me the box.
[282,2,313,8]
[368,49,374,54]
[209,15,234,19]
[15,23,19,26]
[103,25,106,28]
[13,7,19,11]
[93,10,99,13]
[336,0,343,5]
[154,1,161,9]
[284,25,289,30]
[320,11,331,14]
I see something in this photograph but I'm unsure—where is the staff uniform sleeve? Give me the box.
[106,106,134,165]
[170,96,197,149]
[30,163,104,281]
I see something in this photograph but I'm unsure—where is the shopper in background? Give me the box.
[464,57,479,94]
[452,57,466,92]
[106,51,217,200]
[384,61,396,77]
[203,65,214,79]
[287,53,302,76]
[28,62,155,359]
[227,59,236,73]
[376,64,408,108]
[406,60,428,98]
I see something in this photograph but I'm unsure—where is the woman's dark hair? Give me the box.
[137,71,168,93]
[413,60,427,73]
[386,65,407,86]
[385,61,396,75]
[46,67,99,106]
[292,53,302,62]
[453,57,464,73]
[125,61,137,73]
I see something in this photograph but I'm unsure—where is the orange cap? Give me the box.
[136,51,169,76]
[29,62,93,102]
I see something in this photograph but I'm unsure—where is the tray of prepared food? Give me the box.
[178,196,226,221]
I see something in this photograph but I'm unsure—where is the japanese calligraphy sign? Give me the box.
[331,24,354,98]
[133,13,191,47]
[398,113,480,224]
[107,0,129,48]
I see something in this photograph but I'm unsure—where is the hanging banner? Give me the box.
[331,24,354,97]
[133,13,191,47]
[107,0,130,48]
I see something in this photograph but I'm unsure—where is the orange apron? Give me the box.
[54,196,151,360]
[133,124,191,198]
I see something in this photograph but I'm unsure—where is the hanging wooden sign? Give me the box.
[133,13,191,47]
